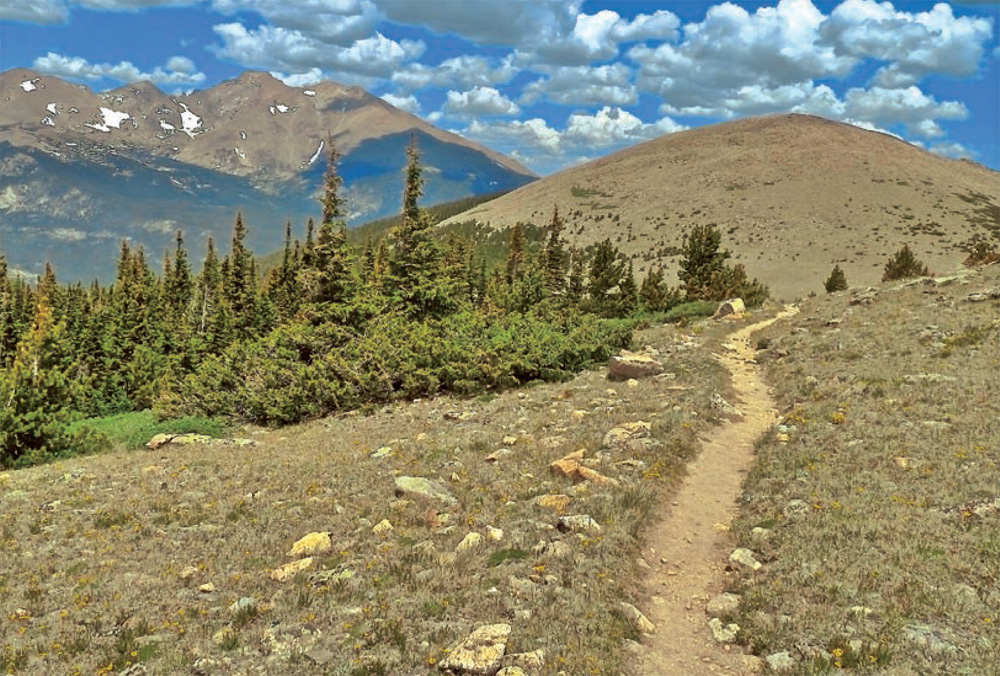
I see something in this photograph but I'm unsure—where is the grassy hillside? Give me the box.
[440,115,1000,301]
[730,262,1000,674]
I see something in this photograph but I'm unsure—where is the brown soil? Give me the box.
[635,308,799,675]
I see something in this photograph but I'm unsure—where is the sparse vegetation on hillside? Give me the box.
[730,265,1000,675]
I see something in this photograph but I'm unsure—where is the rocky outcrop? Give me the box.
[438,623,511,675]
[395,476,457,505]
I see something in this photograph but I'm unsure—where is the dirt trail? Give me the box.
[636,308,798,676]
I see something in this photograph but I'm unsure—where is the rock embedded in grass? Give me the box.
[706,593,740,617]
[557,515,602,533]
[620,602,656,634]
[269,557,314,582]
[395,476,457,505]
[708,617,739,643]
[608,350,663,380]
[288,531,332,557]
[438,623,511,675]
[728,548,762,571]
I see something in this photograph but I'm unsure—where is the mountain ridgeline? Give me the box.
[0,68,536,282]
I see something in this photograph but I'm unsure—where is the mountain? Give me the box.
[0,68,535,281]
[441,114,999,300]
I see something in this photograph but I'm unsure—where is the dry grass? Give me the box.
[0,319,738,675]
[729,263,1000,674]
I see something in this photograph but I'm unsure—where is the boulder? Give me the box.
[712,298,746,320]
[602,421,651,449]
[438,623,511,675]
[535,494,572,512]
[269,558,314,582]
[620,602,656,634]
[608,351,663,380]
[557,515,602,533]
[394,476,457,505]
[708,617,739,644]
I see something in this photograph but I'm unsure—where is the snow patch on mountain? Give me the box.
[41,117,55,127]
[86,107,131,132]
[46,103,58,115]
[235,147,247,161]
[269,103,292,115]
[303,90,316,97]
[240,131,247,140]
[306,139,325,167]
[177,102,203,138]
[160,120,176,131]
[20,79,39,92]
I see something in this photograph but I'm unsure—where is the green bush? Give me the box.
[824,265,848,293]
[68,411,227,451]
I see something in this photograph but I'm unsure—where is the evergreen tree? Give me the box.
[566,248,585,306]
[587,238,625,315]
[882,245,930,282]
[267,220,302,320]
[678,224,729,300]
[543,206,567,295]
[305,140,355,309]
[225,212,260,339]
[619,260,638,315]
[639,266,680,312]
[506,222,525,285]
[388,136,454,318]
[824,264,848,293]
[0,255,17,366]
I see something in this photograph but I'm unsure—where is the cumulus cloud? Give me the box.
[211,0,379,45]
[520,7,680,66]
[565,106,685,145]
[821,0,994,86]
[842,85,968,137]
[380,92,420,113]
[465,117,563,155]
[375,0,575,46]
[32,51,207,87]
[443,86,520,118]
[270,68,324,87]
[391,55,518,92]
[521,64,636,106]
[212,23,424,80]
[929,141,975,160]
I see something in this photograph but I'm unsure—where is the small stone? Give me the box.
[146,433,175,449]
[486,526,504,541]
[557,515,601,533]
[783,499,809,518]
[179,565,199,581]
[269,557,314,582]
[765,651,796,673]
[502,649,545,670]
[626,378,639,388]
[438,624,511,675]
[373,519,393,535]
[502,436,518,446]
[485,448,512,463]
[228,597,256,615]
[620,602,656,634]
[729,548,762,571]
[706,593,740,617]
[496,668,528,676]
[456,532,484,553]
[370,446,393,460]
[603,421,651,448]
[198,583,216,593]
[288,532,332,557]
[708,617,739,644]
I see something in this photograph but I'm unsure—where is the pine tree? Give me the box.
[587,238,625,315]
[678,224,730,300]
[618,260,638,315]
[306,140,355,307]
[543,206,567,295]
[882,245,930,282]
[225,212,259,339]
[0,255,17,366]
[507,222,525,285]
[566,248,585,306]
[824,264,848,293]
[639,266,680,312]
[388,136,454,318]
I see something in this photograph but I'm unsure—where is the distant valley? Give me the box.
[0,68,536,281]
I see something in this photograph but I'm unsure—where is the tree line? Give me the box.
[1,138,768,467]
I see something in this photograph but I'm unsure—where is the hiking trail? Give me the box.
[635,307,799,675]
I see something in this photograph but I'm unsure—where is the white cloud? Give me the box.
[32,51,207,87]
[631,0,854,112]
[465,117,564,156]
[391,55,518,92]
[929,141,975,160]
[380,92,420,113]
[212,23,424,80]
[443,86,520,118]
[520,7,680,66]
[565,106,685,146]
[521,64,636,106]
[211,0,379,45]
[0,0,68,23]
[821,0,994,85]
[270,68,324,87]
[842,85,968,137]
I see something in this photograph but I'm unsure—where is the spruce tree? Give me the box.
[225,212,259,339]
[0,255,17,366]
[619,260,638,315]
[566,248,585,307]
[587,238,625,315]
[306,140,355,307]
[507,222,525,285]
[882,245,930,282]
[824,264,848,293]
[678,224,729,300]
[544,206,567,295]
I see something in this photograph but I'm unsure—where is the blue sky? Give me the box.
[2,0,998,174]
